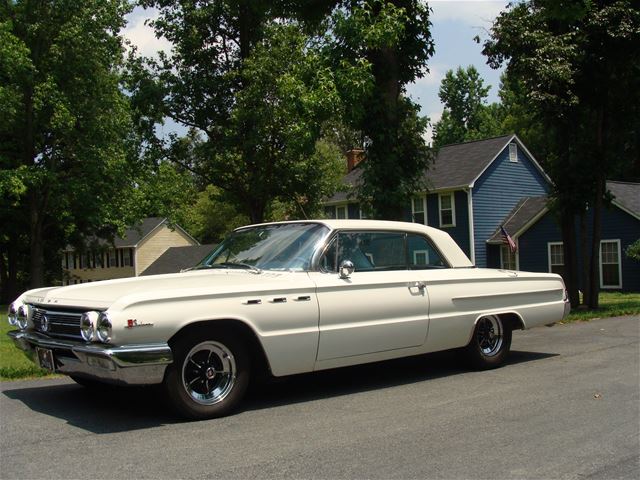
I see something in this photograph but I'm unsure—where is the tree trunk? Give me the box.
[0,238,20,304]
[579,210,589,306]
[29,192,46,288]
[560,210,580,308]
[586,177,604,309]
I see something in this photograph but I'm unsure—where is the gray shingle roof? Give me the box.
[325,134,516,203]
[140,244,217,276]
[113,217,167,247]
[608,181,640,218]
[423,134,515,190]
[487,196,549,243]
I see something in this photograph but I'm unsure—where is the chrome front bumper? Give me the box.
[9,330,173,385]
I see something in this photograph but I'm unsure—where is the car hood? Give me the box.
[23,269,306,310]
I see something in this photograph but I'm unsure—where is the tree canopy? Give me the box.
[483,0,640,307]
[0,0,145,297]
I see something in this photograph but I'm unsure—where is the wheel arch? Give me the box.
[168,319,273,378]
[466,311,525,345]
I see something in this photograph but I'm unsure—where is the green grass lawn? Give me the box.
[0,308,53,380]
[562,292,640,323]
[1,293,639,380]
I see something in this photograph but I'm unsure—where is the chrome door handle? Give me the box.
[408,281,426,292]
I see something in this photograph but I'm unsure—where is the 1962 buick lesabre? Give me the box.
[8,220,570,418]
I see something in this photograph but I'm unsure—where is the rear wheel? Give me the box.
[163,331,250,419]
[464,315,512,369]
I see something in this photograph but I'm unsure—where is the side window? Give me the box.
[407,234,447,269]
[320,231,407,272]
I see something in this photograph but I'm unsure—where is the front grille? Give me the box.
[31,307,84,341]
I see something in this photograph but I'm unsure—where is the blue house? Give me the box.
[485,181,640,292]
[324,134,640,291]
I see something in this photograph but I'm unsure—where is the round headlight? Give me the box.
[17,305,29,330]
[80,311,99,342]
[7,304,18,327]
[96,312,112,343]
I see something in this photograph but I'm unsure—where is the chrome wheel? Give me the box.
[181,341,236,405]
[475,315,504,357]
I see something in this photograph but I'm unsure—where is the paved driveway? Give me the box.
[1,315,638,479]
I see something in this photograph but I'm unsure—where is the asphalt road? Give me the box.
[1,315,638,480]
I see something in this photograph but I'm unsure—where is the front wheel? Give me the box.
[463,315,512,370]
[163,331,250,419]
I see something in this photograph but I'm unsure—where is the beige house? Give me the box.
[62,217,198,285]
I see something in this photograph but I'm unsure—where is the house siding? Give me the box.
[426,190,471,259]
[473,143,549,267]
[514,205,640,292]
[136,225,196,275]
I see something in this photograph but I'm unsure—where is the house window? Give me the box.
[509,143,518,163]
[121,248,133,267]
[439,193,455,227]
[78,254,86,269]
[548,242,565,278]
[500,245,517,270]
[336,205,347,219]
[108,249,118,267]
[411,196,426,225]
[600,240,622,289]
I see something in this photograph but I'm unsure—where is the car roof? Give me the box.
[236,219,474,268]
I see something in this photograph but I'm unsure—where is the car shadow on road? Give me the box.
[2,349,556,433]
[2,381,179,432]
[241,349,557,413]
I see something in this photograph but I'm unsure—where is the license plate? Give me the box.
[36,347,55,372]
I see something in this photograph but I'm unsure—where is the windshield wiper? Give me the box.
[191,262,262,274]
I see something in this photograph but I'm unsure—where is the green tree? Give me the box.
[329,0,435,219]
[483,0,640,308]
[141,2,342,223]
[0,0,143,297]
[432,66,504,148]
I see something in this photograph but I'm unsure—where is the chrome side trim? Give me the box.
[8,330,173,385]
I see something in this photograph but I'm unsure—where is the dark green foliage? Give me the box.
[432,66,505,148]
[483,0,640,308]
[0,0,144,296]
[141,2,344,223]
[328,0,435,219]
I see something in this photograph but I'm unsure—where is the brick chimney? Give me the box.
[346,149,364,173]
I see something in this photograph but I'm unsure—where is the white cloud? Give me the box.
[414,64,446,88]
[424,110,443,143]
[123,7,172,58]
[429,0,508,27]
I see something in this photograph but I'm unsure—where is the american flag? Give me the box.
[500,225,517,253]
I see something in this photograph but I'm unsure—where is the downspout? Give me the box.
[466,186,476,265]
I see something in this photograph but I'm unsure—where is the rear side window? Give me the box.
[320,231,448,272]
[407,234,447,269]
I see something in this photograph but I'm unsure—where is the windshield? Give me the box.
[197,223,330,271]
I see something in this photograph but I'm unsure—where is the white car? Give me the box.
[8,220,570,418]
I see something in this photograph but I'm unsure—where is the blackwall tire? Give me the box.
[464,315,512,370]
[163,330,250,419]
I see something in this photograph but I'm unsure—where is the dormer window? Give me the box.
[509,143,518,163]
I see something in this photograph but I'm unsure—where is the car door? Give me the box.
[309,230,440,361]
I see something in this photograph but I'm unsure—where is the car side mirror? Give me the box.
[339,260,354,279]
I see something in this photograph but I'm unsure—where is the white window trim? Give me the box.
[500,242,519,271]
[438,192,456,228]
[411,195,427,225]
[599,239,622,289]
[413,249,429,265]
[335,205,347,219]
[509,143,518,163]
[547,241,564,273]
